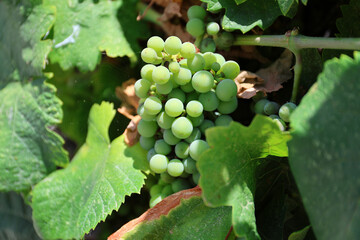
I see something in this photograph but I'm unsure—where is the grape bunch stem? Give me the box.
[234,32,360,102]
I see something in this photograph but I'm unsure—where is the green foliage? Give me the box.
[123,196,232,239]
[0,79,68,192]
[0,192,41,240]
[336,0,360,37]
[288,52,360,240]
[201,0,305,33]
[32,102,146,240]
[288,226,310,240]
[198,116,290,239]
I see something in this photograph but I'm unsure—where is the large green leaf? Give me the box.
[198,116,290,239]
[288,52,360,240]
[0,79,68,192]
[336,0,360,37]
[276,0,298,16]
[43,0,143,71]
[123,196,232,239]
[0,192,41,240]
[32,102,147,240]
[202,0,283,33]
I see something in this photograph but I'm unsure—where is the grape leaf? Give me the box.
[43,0,143,71]
[336,0,360,37]
[277,0,298,16]
[0,192,41,240]
[32,102,146,240]
[201,0,283,33]
[0,2,38,86]
[122,195,232,240]
[234,0,247,5]
[288,52,360,240]
[0,79,68,192]
[198,115,290,239]
[202,0,223,12]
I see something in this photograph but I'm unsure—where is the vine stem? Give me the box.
[234,33,360,102]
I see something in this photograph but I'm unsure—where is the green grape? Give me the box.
[167,159,184,177]
[141,64,155,81]
[215,115,233,126]
[158,178,167,186]
[174,67,192,85]
[187,114,204,127]
[152,66,170,84]
[279,102,297,122]
[144,96,162,115]
[254,99,269,114]
[139,136,155,150]
[147,148,157,162]
[187,5,206,19]
[149,154,169,173]
[150,184,163,197]
[220,61,240,80]
[137,119,158,137]
[215,32,234,50]
[199,119,215,134]
[161,184,174,196]
[187,53,205,72]
[138,104,157,121]
[156,111,175,129]
[164,36,182,55]
[206,22,220,35]
[179,59,188,68]
[264,101,280,115]
[214,53,226,66]
[165,98,184,117]
[192,172,200,185]
[200,38,216,53]
[180,171,189,178]
[134,79,151,98]
[141,47,158,63]
[160,172,175,184]
[189,139,209,161]
[269,114,280,120]
[149,193,165,208]
[183,157,197,174]
[216,79,237,101]
[180,42,196,59]
[211,62,221,72]
[185,128,201,143]
[185,92,199,104]
[180,82,195,93]
[273,118,286,131]
[171,117,193,139]
[163,129,181,145]
[154,139,172,155]
[153,51,163,65]
[169,61,180,74]
[186,100,203,117]
[147,36,164,53]
[202,52,217,69]
[156,80,173,95]
[175,141,190,159]
[186,18,205,37]
[198,90,219,111]
[217,96,238,114]
[171,178,190,192]
[168,88,186,103]
[169,73,179,88]
[192,70,214,93]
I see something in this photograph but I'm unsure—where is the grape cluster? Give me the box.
[136,35,240,207]
[254,98,297,130]
[186,5,235,52]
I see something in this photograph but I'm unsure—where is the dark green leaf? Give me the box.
[288,52,360,240]
[198,116,290,239]
[288,226,310,240]
[0,79,68,192]
[336,0,360,37]
[123,196,232,239]
[234,0,247,5]
[0,192,41,240]
[32,102,146,240]
[202,0,224,12]
[277,0,298,16]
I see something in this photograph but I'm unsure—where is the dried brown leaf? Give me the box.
[108,186,202,240]
[120,113,141,146]
[115,78,139,114]
[159,2,182,21]
[236,49,293,99]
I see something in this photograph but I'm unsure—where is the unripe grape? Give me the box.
[187,5,206,20]
[279,102,297,122]
[206,22,220,35]
[200,38,216,53]
[164,36,182,55]
[186,18,205,37]
[141,47,158,63]
[147,36,164,53]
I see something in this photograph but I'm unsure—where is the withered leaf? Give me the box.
[236,49,293,99]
